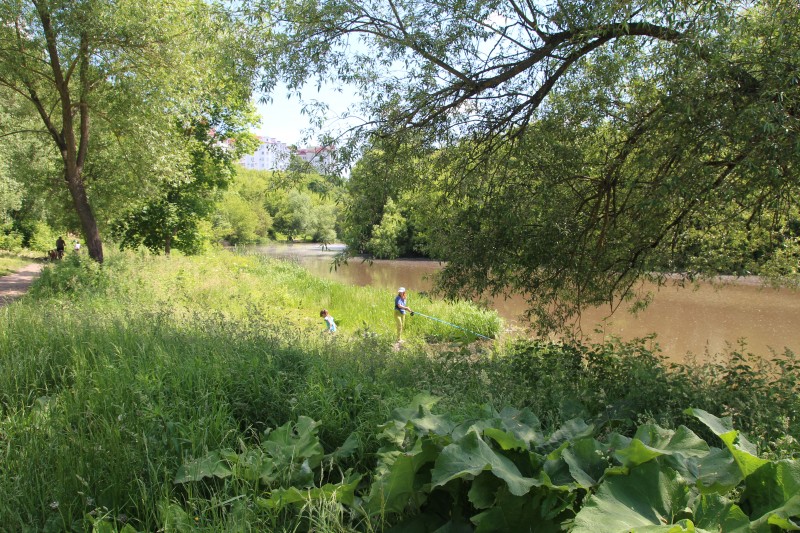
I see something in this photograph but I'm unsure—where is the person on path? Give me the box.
[55,236,65,259]
[73,240,81,252]
[394,287,413,342]
[320,309,337,333]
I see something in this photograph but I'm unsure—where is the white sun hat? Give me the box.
[398,287,406,293]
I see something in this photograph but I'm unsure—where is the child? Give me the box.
[320,309,337,333]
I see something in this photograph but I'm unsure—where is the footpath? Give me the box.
[0,263,44,307]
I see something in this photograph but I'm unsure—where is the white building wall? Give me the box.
[239,137,290,171]
[239,138,335,173]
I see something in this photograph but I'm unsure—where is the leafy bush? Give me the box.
[27,222,59,253]
[28,253,112,297]
[167,399,800,532]
[0,229,23,252]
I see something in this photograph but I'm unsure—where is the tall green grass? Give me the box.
[0,250,797,531]
[0,250,501,530]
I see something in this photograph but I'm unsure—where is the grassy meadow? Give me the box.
[1,250,798,531]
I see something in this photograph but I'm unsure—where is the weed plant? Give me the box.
[0,250,797,531]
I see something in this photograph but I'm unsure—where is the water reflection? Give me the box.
[244,243,800,361]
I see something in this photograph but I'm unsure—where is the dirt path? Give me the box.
[0,263,44,307]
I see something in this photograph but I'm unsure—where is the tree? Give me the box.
[259,0,800,330]
[366,197,407,259]
[0,0,252,262]
[342,134,436,254]
[274,189,314,240]
[111,108,260,255]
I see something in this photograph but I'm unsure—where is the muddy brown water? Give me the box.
[245,243,800,361]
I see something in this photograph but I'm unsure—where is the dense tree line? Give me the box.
[213,165,343,246]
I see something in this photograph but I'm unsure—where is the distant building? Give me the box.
[239,137,334,173]
[295,146,335,172]
[239,137,290,171]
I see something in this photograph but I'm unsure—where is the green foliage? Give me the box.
[274,189,315,241]
[111,94,260,255]
[215,189,269,244]
[342,140,432,256]
[1,251,797,531]
[0,230,23,252]
[0,0,261,261]
[263,0,800,331]
[170,401,800,532]
[26,222,59,254]
[367,198,408,259]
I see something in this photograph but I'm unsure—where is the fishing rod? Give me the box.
[411,312,491,340]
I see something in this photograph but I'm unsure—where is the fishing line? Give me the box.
[411,312,491,340]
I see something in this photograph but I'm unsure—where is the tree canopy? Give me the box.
[0,0,258,261]
[258,0,800,330]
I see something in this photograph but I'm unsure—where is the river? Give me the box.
[245,243,800,361]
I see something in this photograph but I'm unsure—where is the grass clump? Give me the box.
[0,249,797,531]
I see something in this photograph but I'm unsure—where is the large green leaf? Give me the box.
[366,453,417,515]
[561,437,612,488]
[635,425,710,458]
[262,416,325,469]
[325,432,361,462]
[747,495,800,532]
[691,494,750,531]
[539,418,595,454]
[692,447,743,494]
[174,449,233,483]
[379,394,452,445]
[472,486,568,533]
[483,427,528,451]
[614,425,709,469]
[742,460,800,530]
[235,448,277,484]
[686,408,767,478]
[260,474,362,511]
[494,406,544,448]
[430,431,537,496]
[389,392,442,423]
[467,472,504,510]
[573,461,693,532]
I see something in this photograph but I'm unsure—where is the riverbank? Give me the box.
[240,243,800,361]
[1,250,798,530]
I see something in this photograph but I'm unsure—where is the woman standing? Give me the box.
[394,287,413,342]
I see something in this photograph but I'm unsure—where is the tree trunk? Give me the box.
[65,169,104,263]
[33,8,104,263]
[165,232,172,256]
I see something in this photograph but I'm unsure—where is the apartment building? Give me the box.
[239,137,290,171]
[239,137,334,172]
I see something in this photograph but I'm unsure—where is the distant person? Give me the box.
[320,309,337,333]
[55,236,65,259]
[73,240,81,252]
[394,287,413,342]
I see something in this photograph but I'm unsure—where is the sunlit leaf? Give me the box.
[431,431,537,496]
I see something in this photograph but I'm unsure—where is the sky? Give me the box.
[252,83,361,146]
